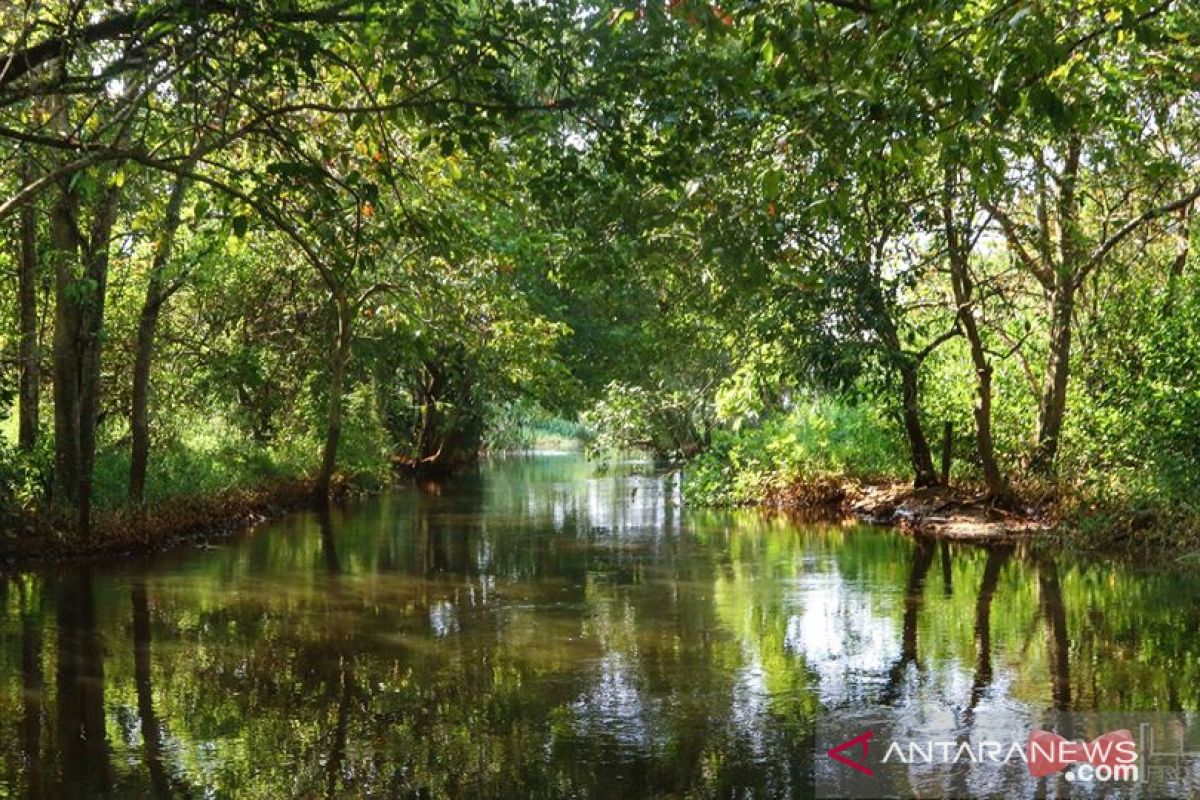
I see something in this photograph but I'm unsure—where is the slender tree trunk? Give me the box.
[130,175,189,506]
[868,265,940,488]
[76,197,118,536]
[898,360,939,487]
[1030,281,1074,473]
[1163,201,1192,316]
[1030,136,1081,475]
[316,296,353,498]
[129,304,160,508]
[959,308,1007,500]
[942,170,1010,502]
[17,160,40,450]
[49,186,83,514]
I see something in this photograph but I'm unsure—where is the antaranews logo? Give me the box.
[826,730,874,776]
[1025,727,1138,782]
[814,711,1193,799]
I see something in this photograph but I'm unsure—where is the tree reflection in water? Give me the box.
[0,456,1198,798]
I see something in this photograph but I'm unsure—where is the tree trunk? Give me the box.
[1163,201,1192,316]
[866,263,940,489]
[315,296,353,498]
[49,186,84,514]
[942,169,1010,502]
[129,303,160,508]
[49,173,119,535]
[1029,135,1081,475]
[129,175,189,506]
[959,312,1007,500]
[1030,281,1074,474]
[897,360,939,487]
[17,160,40,450]
[77,202,118,535]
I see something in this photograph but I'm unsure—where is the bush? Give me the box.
[684,396,908,505]
[88,386,392,509]
[483,400,591,452]
[582,381,712,459]
[0,438,52,521]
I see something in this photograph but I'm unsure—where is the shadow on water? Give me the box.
[2,455,1200,797]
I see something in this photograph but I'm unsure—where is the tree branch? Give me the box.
[1082,182,1200,284]
[980,200,1054,287]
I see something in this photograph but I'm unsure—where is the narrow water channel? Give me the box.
[2,455,1199,798]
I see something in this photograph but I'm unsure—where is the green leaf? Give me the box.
[761,169,783,201]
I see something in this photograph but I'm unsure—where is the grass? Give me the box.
[484,402,593,453]
[90,420,313,508]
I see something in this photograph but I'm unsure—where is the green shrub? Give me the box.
[684,396,908,505]
[484,400,592,452]
[582,381,711,459]
[88,387,392,509]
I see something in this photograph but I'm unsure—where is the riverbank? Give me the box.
[734,473,1200,562]
[0,478,329,567]
[756,477,1048,542]
[5,457,1194,568]
[679,401,1200,561]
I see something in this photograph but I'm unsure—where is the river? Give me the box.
[2,455,1199,798]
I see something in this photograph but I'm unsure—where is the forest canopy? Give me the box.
[3,0,1200,545]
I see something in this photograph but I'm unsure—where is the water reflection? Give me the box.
[131,580,172,800]
[968,546,1010,712]
[882,536,936,705]
[55,570,110,797]
[0,455,1199,798]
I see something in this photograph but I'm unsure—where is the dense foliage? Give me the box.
[3,0,1200,542]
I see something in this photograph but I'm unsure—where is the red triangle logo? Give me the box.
[827,730,875,776]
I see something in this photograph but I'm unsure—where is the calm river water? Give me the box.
[2,455,1199,798]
